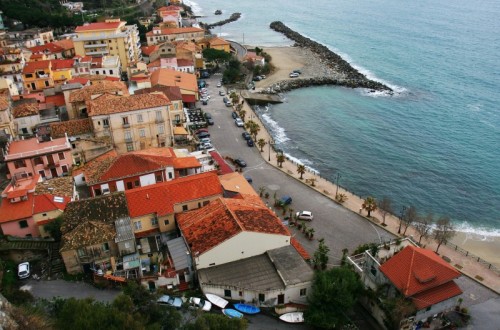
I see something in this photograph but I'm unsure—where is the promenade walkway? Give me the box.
[239,96,500,295]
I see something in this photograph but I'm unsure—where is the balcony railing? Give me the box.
[155,118,164,123]
[122,123,130,128]
[45,162,59,169]
[84,43,107,48]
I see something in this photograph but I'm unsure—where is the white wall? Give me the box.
[139,173,156,186]
[414,295,461,322]
[196,231,290,269]
[116,180,125,191]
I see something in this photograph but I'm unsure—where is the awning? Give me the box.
[209,151,233,174]
[182,94,197,103]
[173,126,189,135]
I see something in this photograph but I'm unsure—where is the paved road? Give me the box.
[202,75,395,261]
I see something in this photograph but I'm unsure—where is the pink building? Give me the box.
[3,135,73,180]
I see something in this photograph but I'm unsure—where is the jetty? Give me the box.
[240,91,283,105]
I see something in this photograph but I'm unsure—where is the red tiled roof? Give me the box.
[87,93,170,116]
[125,172,223,217]
[177,59,193,67]
[173,157,201,169]
[53,39,74,51]
[209,151,233,174]
[12,100,39,118]
[69,80,129,103]
[29,43,64,54]
[51,59,74,70]
[146,27,203,37]
[45,94,66,107]
[177,197,290,256]
[5,137,69,159]
[50,118,93,138]
[73,149,118,179]
[291,237,311,260]
[33,194,70,214]
[141,45,159,56]
[75,21,122,32]
[67,77,89,85]
[379,245,461,297]
[134,85,183,101]
[0,194,34,223]
[181,94,196,103]
[104,76,120,81]
[23,60,51,73]
[412,281,462,310]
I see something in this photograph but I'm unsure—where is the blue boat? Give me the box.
[222,308,244,319]
[233,303,261,314]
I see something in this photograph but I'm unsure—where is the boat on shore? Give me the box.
[279,312,304,323]
[233,303,260,314]
[214,9,222,15]
[205,293,229,309]
[222,308,244,319]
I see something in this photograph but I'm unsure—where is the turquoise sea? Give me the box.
[187,0,500,235]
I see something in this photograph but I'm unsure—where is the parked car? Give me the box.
[199,137,211,144]
[157,295,182,308]
[289,72,299,78]
[232,112,239,119]
[200,142,213,150]
[195,128,208,134]
[219,90,225,96]
[246,139,254,147]
[17,262,30,279]
[296,210,314,221]
[235,118,244,127]
[197,132,210,139]
[278,195,292,206]
[234,158,247,167]
[242,132,251,140]
[204,113,212,119]
[217,82,222,88]
[202,99,208,105]
[252,76,262,81]
[245,176,253,183]
[189,297,212,311]
[293,69,302,74]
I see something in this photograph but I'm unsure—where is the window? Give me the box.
[198,202,201,208]
[14,160,26,169]
[139,128,146,137]
[258,294,265,302]
[164,219,170,225]
[103,118,109,127]
[175,114,180,122]
[203,201,209,206]
[239,291,243,297]
[126,143,134,152]
[134,221,142,230]
[34,157,43,165]
[124,130,132,141]
[182,205,188,211]
[134,180,140,187]
[110,70,113,74]
[19,220,28,229]
[122,116,129,125]
[58,152,65,160]
[300,288,307,297]
[61,165,68,173]
[156,111,163,121]
[151,217,158,226]
[102,242,109,251]
[157,124,164,134]
[126,182,133,189]
[224,289,231,298]
[137,114,143,122]
[156,174,162,182]
[168,172,173,179]
[44,80,50,87]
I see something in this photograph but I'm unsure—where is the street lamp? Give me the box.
[398,205,407,234]
[334,172,341,197]
[268,138,274,161]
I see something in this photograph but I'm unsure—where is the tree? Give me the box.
[297,164,306,179]
[244,120,260,140]
[433,216,456,253]
[276,153,286,168]
[183,313,248,330]
[401,205,418,235]
[257,138,266,152]
[313,238,329,270]
[414,212,434,244]
[305,267,363,329]
[44,215,63,241]
[202,48,232,63]
[378,196,393,226]
[362,196,377,217]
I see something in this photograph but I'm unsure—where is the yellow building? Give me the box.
[0,94,15,137]
[146,27,205,46]
[22,60,54,92]
[73,19,142,70]
[208,37,231,53]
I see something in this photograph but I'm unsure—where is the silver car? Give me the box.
[157,295,182,308]
[189,297,212,311]
[296,210,314,221]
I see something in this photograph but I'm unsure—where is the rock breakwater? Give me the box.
[201,13,242,30]
[269,21,392,93]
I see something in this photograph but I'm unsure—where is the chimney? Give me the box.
[146,193,150,199]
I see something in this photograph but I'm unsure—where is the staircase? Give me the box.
[177,281,190,292]
[48,242,65,277]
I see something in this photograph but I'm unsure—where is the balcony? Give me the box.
[155,118,164,124]
[84,43,107,48]
[45,162,59,169]
[122,123,130,128]
[124,137,133,143]
[85,49,109,56]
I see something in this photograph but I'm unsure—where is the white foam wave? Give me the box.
[454,221,500,238]
[260,113,290,144]
[183,0,203,15]
[283,153,320,175]
[217,32,230,38]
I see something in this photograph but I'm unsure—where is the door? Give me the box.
[278,294,284,304]
[50,168,58,178]
[47,154,55,165]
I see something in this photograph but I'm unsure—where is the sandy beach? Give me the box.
[241,45,500,292]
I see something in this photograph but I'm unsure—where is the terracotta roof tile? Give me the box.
[177,197,289,256]
[87,93,170,116]
[67,77,89,85]
[125,172,223,217]
[146,27,203,37]
[69,80,129,103]
[75,21,122,32]
[45,94,66,107]
[77,150,118,184]
[150,68,198,92]
[141,45,159,56]
[177,59,193,67]
[51,59,74,70]
[209,37,230,46]
[379,245,461,297]
[173,157,201,169]
[35,176,74,197]
[0,194,34,223]
[12,100,39,118]
[5,137,70,159]
[29,43,64,54]
[291,238,311,260]
[23,60,51,73]
[412,281,462,310]
[134,85,183,101]
[53,39,74,50]
[0,95,10,110]
[61,221,116,251]
[33,193,70,214]
[49,118,93,138]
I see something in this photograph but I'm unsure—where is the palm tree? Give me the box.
[257,138,267,152]
[239,109,246,121]
[245,120,260,140]
[362,196,378,217]
[297,164,306,179]
[276,154,286,168]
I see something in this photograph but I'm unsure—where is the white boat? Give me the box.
[279,312,304,323]
[205,293,229,309]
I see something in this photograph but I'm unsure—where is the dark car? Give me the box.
[207,118,214,125]
[246,139,254,147]
[204,113,212,119]
[231,112,238,119]
[202,99,208,105]
[278,195,292,206]
[197,132,210,139]
[242,132,251,140]
[234,158,247,167]
[245,176,253,183]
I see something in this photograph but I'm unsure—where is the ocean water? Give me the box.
[187,0,500,235]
